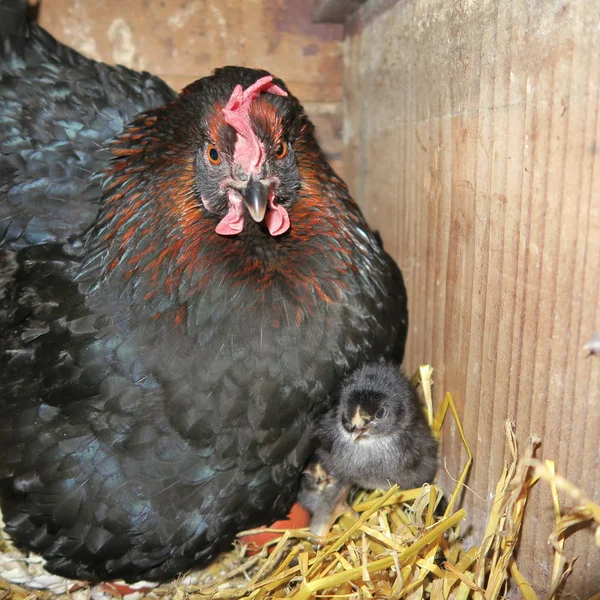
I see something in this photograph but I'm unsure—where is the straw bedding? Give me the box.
[1,366,598,600]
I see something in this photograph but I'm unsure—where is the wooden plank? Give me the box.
[313,0,367,23]
[344,0,600,596]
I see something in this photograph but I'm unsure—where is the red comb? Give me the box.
[223,76,288,174]
[215,76,291,237]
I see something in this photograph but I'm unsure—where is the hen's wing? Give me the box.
[382,250,409,363]
[0,4,176,250]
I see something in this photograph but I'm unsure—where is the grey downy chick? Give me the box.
[315,363,438,491]
[297,460,352,536]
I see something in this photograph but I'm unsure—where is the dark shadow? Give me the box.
[26,0,40,23]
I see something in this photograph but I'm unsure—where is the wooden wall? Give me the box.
[35,0,345,176]
[344,0,599,595]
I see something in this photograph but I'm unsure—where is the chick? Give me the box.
[297,460,351,536]
[315,363,438,491]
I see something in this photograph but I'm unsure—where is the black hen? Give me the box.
[0,2,408,583]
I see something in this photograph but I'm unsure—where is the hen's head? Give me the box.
[337,364,417,441]
[114,67,317,239]
[94,67,373,317]
[191,71,297,236]
[182,68,306,237]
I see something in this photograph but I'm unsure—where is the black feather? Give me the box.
[0,8,175,250]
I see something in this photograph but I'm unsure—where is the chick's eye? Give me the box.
[275,141,287,159]
[375,407,386,419]
[207,144,221,165]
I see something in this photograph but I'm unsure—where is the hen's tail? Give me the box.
[0,0,30,55]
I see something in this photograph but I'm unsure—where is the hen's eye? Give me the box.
[207,144,221,165]
[375,407,386,419]
[275,141,287,159]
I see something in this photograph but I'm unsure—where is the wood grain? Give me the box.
[35,0,344,175]
[345,0,600,595]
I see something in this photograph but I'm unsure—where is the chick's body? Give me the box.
[297,461,349,537]
[0,3,408,583]
[316,364,438,491]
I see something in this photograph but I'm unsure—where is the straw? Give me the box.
[0,365,597,600]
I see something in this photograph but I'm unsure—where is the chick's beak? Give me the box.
[351,428,366,441]
[244,177,271,222]
[350,411,370,441]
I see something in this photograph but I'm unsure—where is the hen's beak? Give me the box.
[244,177,270,222]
